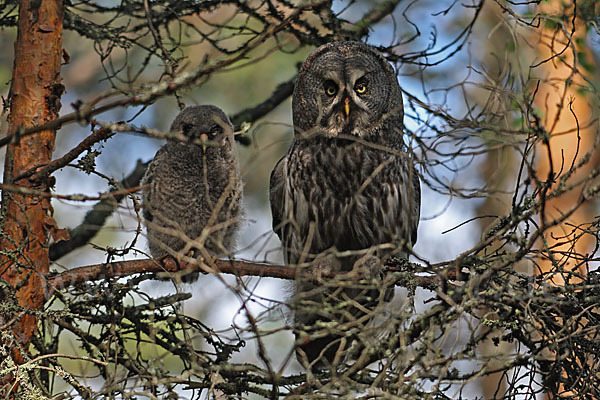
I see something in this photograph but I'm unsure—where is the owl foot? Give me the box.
[296,254,341,282]
[352,255,383,279]
[155,250,202,283]
[352,255,395,303]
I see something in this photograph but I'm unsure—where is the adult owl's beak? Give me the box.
[343,97,350,116]
[200,133,208,152]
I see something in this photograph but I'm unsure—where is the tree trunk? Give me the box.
[0,0,64,366]
[533,1,599,398]
[534,0,597,286]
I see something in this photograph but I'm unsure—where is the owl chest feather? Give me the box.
[150,144,241,230]
[285,138,411,257]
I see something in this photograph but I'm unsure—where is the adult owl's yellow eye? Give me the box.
[355,81,367,94]
[325,81,337,96]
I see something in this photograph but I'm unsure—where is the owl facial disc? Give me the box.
[293,41,404,145]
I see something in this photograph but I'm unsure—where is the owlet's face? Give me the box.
[169,105,234,150]
[292,41,403,139]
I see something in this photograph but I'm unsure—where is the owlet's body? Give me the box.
[270,41,420,366]
[142,106,242,280]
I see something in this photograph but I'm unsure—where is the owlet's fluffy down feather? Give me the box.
[142,105,242,281]
[270,41,421,367]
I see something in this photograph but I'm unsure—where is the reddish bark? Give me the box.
[0,0,64,364]
[534,3,597,285]
[533,2,599,398]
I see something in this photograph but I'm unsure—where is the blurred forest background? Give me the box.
[0,0,599,399]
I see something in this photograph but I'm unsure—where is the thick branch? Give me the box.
[46,257,445,298]
[351,0,403,38]
[230,77,296,128]
[46,258,296,298]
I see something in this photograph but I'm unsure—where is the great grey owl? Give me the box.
[269,41,420,367]
[142,105,242,282]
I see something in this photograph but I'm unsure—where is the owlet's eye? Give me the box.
[209,124,222,136]
[355,80,367,94]
[324,80,338,97]
[181,123,193,135]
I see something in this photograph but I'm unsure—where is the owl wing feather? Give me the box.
[269,154,287,237]
[141,148,168,224]
[143,146,202,221]
[377,156,421,253]
[270,152,295,265]
[410,164,421,246]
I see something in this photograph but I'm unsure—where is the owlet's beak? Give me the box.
[199,133,208,152]
[344,97,350,117]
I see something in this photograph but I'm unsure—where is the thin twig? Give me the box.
[49,160,148,261]
[13,126,115,184]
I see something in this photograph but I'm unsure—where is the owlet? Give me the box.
[142,105,243,282]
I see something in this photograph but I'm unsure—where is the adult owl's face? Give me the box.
[292,41,403,139]
[169,105,233,151]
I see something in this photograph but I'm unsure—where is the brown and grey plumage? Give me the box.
[269,41,420,366]
[142,105,242,282]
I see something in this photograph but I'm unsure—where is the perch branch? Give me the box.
[45,257,452,298]
[46,258,295,298]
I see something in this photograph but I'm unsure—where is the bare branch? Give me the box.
[13,125,115,184]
